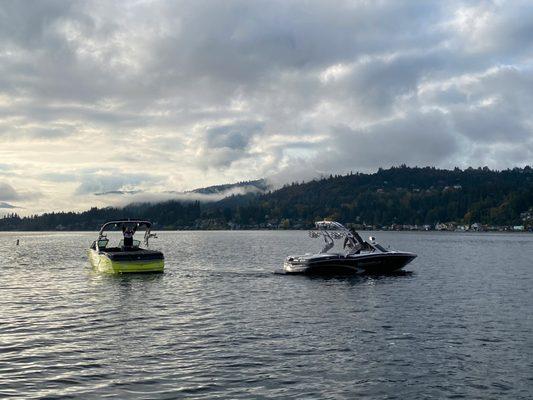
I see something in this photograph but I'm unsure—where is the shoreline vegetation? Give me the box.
[1,166,532,232]
[1,228,531,233]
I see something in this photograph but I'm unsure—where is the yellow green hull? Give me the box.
[87,249,164,274]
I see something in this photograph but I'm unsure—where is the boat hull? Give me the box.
[87,249,164,274]
[284,252,416,275]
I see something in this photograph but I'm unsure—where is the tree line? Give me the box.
[1,166,532,230]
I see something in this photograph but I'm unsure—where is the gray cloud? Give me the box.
[0,182,41,201]
[74,173,163,195]
[0,0,532,213]
[0,182,21,201]
[197,121,264,168]
[39,172,79,182]
[206,125,256,150]
[333,111,459,169]
[0,201,19,209]
[452,101,529,143]
[91,182,268,208]
[94,190,142,196]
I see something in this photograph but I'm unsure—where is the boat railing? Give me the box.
[94,220,159,249]
[309,221,390,255]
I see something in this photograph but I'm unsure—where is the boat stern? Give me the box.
[87,249,165,274]
[106,259,165,273]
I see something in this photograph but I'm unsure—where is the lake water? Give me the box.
[1,231,532,399]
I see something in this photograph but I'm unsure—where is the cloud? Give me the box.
[0,0,532,214]
[94,190,143,196]
[74,172,163,195]
[333,111,459,169]
[196,121,264,168]
[0,182,41,201]
[0,201,19,209]
[39,172,79,182]
[452,100,529,143]
[0,122,75,140]
[93,180,269,207]
[448,2,533,57]
[0,182,21,201]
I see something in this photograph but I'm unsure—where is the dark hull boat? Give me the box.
[284,221,417,275]
[284,251,416,274]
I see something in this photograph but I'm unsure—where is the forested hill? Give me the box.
[1,166,532,230]
[190,179,268,195]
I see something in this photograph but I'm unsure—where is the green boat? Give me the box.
[88,220,164,274]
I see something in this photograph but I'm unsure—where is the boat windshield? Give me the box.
[96,220,158,248]
[309,221,385,255]
[99,220,152,234]
[374,243,388,252]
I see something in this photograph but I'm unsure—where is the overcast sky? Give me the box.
[1,0,532,214]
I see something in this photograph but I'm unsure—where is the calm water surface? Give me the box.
[1,231,532,399]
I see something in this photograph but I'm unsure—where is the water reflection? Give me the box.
[283,270,414,285]
[0,231,532,399]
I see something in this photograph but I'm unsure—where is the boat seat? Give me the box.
[118,239,141,250]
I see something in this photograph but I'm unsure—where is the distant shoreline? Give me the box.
[3,166,532,233]
[1,228,531,233]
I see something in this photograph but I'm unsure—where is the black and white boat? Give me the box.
[283,221,417,274]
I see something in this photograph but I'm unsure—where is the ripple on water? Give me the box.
[0,231,532,399]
